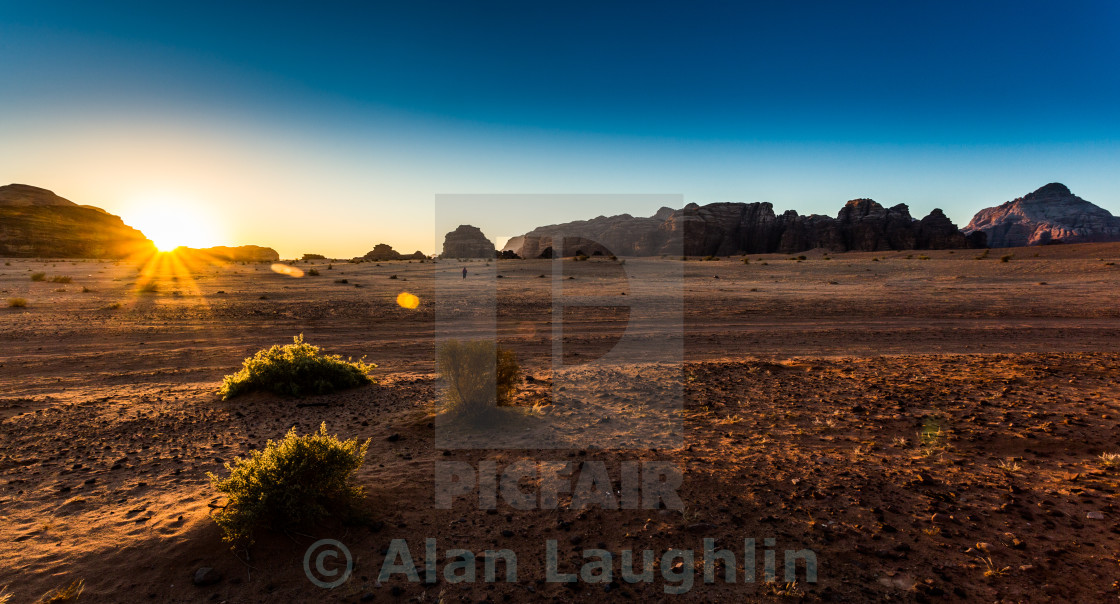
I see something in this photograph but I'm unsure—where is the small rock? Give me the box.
[1087,511,1105,520]
[192,567,222,587]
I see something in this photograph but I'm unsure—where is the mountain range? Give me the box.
[502,183,1119,257]
[2,182,1118,259]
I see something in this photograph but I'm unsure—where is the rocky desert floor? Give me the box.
[1,244,1119,602]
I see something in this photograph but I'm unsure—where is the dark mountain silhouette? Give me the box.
[504,198,984,258]
[0,184,156,258]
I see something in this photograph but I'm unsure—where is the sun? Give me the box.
[124,197,223,252]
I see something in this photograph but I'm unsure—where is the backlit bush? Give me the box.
[219,334,375,400]
[208,423,370,544]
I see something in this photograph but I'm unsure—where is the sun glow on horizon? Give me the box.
[123,196,224,252]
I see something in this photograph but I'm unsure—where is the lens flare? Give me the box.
[271,263,305,278]
[397,291,420,309]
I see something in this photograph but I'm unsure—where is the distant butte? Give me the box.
[441,225,496,258]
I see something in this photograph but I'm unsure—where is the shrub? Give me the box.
[219,335,375,400]
[437,340,521,419]
[307,269,320,276]
[138,282,158,293]
[575,254,589,261]
[208,423,370,545]
[50,275,72,283]
[1000,255,1012,263]
[7,298,27,308]
[30,272,46,281]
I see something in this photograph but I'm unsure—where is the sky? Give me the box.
[1,1,1119,257]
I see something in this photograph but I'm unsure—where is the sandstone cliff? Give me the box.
[504,199,981,257]
[0,184,156,258]
[964,183,1120,247]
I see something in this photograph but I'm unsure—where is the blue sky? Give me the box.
[2,1,1118,256]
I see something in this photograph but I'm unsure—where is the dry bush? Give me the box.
[49,275,72,283]
[208,423,370,545]
[7,298,27,308]
[30,272,46,281]
[34,580,83,603]
[1100,452,1120,470]
[437,340,521,419]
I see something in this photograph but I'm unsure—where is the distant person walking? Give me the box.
[462,267,467,279]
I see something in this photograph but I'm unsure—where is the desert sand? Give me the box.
[1,244,1119,602]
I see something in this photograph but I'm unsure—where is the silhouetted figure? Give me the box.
[462,267,467,279]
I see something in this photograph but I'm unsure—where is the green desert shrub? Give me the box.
[208,423,370,545]
[30,272,46,282]
[7,298,27,308]
[437,340,521,419]
[219,334,375,400]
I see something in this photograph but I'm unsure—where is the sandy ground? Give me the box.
[1,244,1119,602]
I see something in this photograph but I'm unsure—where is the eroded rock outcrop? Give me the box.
[187,245,280,262]
[964,183,1120,247]
[441,225,495,258]
[0,184,156,258]
[504,198,980,257]
[355,243,425,261]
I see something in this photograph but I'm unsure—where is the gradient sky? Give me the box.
[2,1,1119,257]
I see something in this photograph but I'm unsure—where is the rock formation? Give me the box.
[355,243,425,262]
[187,245,280,262]
[0,184,156,258]
[964,183,1120,247]
[441,225,495,258]
[504,199,982,258]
